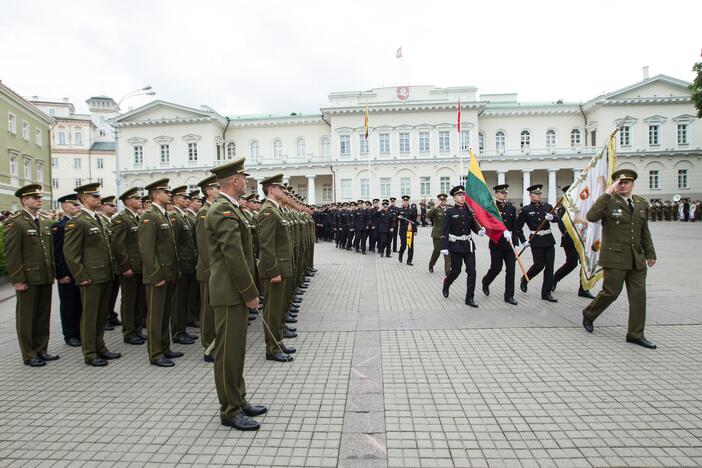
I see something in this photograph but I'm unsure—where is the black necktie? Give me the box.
[34,217,41,231]
[627,198,634,214]
[95,215,102,228]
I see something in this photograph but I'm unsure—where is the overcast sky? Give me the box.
[1,0,700,116]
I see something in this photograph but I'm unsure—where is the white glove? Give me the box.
[522,240,530,249]
[440,249,449,256]
[545,213,554,221]
[478,228,486,237]
[503,230,512,240]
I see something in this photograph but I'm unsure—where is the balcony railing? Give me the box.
[251,154,332,165]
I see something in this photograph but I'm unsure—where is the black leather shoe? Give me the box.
[164,350,184,359]
[626,337,657,349]
[282,329,298,339]
[292,299,302,304]
[442,284,449,298]
[109,317,122,326]
[399,254,403,263]
[185,332,199,340]
[465,298,479,308]
[124,336,145,345]
[204,354,214,363]
[266,352,293,362]
[174,335,195,345]
[136,333,147,341]
[505,297,518,305]
[482,282,490,296]
[38,353,59,361]
[406,261,413,266]
[65,337,81,347]
[289,304,300,311]
[104,323,114,331]
[151,356,175,367]
[221,413,260,431]
[187,320,201,328]
[99,351,121,360]
[285,316,298,324]
[308,268,318,273]
[285,326,297,332]
[287,312,298,318]
[86,357,108,367]
[542,294,558,303]
[281,345,296,354]
[385,254,391,258]
[248,314,257,321]
[520,278,528,293]
[24,357,46,367]
[578,290,596,299]
[429,265,434,273]
[582,314,594,333]
[242,403,268,417]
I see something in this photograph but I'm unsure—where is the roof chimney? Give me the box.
[642,66,650,80]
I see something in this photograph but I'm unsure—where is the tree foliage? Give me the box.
[691,61,702,118]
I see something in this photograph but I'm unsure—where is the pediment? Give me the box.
[605,75,691,100]
[112,100,221,124]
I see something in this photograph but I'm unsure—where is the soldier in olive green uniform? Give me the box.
[427,193,451,275]
[100,196,122,330]
[4,184,57,367]
[257,174,296,362]
[205,159,266,431]
[111,188,146,345]
[139,179,182,367]
[195,175,220,361]
[63,183,121,366]
[582,169,658,349]
[169,186,198,345]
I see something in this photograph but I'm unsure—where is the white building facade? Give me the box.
[111,74,701,206]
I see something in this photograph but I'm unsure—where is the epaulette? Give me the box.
[9,211,22,219]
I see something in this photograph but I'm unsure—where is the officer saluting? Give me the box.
[440,185,486,308]
[516,184,559,303]
[4,184,57,367]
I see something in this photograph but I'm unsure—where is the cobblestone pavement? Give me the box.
[1,223,701,467]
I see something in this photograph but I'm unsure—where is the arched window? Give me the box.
[478,131,485,152]
[250,140,259,160]
[546,129,556,147]
[273,139,283,159]
[226,142,236,159]
[296,137,306,157]
[570,129,581,147]
[520,130,530,148]
[320,137,331,158]
[495,131,505,150]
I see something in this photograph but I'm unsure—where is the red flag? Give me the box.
[457,98,461,133]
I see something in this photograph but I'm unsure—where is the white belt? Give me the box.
[448,234,472,242]
[533,229,552,236]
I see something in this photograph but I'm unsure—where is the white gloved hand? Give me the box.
[545,213,554,221]
[522,240,530,249]
[440,249,449,256]
[478,228,486,237]
[503,230,512,240]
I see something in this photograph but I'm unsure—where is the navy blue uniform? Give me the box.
[482,201,522,300]
[52,215,82,343]
[516,202,559,298]
[397,204,417,264]
[441,203,481,299]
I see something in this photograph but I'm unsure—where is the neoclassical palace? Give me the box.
[111,74,701,206]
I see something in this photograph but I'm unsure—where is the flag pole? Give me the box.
[458,99,463,184]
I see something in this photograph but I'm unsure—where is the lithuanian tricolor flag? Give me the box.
[464,150,507,244]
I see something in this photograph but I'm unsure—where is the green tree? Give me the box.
[692,60,702,118]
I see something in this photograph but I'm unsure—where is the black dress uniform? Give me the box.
[368,200,380,251]
[397,197,417,265]
[516,184,559,302]
[441,186,483,307]
[377,201,393,257]
[482,185,522,304]
[388,198,400,252]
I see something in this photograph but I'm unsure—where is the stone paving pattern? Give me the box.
[0,223,701,467]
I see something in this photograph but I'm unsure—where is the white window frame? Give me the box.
[51,157,58,168]
[227,141,236,159]
[419,131,430,153]
[322,183,332,202]
[619,126,631,146]
[379,132,390,154]
[648,125,659,146]
[495,130,506,151]
[440,176,451,194]
[546,129,556,147]
[677,124,689,145]
[296,138,306,157]
[439,131,450,152]
[360,178,370,198]
[36,164,44,183]
[97,158,104,169]
[460,130,470,152]
[420,176,431,197]
[160,144,170,165]
[678,169,688,189]
[9,155,18,176]
[400,177,411,196]
[339,134,351,156]
[648,170,659,190]
[133,146,144,166]
[73,157,81,169]
[8,113,17,134]
[520,130,531,149]
[35,128,42,146]
[570,129,581,147]
[23,158,31,180]
[341,178,352,199]
[74,178,82,188]
[188,142,199,163]
[399,132,410,153]
[359,134,369,155]
[478,131,485,152]
[52,178,59,189]
[380,177,391,197]
[74,131,82,146]
[58,131,66,145]
[320,137,331,158]
[22,121,30,141]
[272,139,283,159]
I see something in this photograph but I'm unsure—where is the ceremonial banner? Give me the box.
[464,150,507,243]
[406,220,414,248]
[561,132,618,290]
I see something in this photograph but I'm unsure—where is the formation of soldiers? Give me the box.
[648,199,701,222]
[4,158,317,431]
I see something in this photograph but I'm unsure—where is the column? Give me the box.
[572,168,581,182]
[521,169,532,207]
[548,168,558,206]
[307,175,316,205]
[256,177,265,199]
[497,169,508,186]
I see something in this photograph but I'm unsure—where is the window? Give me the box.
[99,129,106,137]
[188,142,198,162]
[48,109,55,117]
[677,124,688,145]
[619,126,630,146]
[322,183,332,202]
[8,113,16,134]
[51,157,58,168]
[400,177,410,196]
[420,176,431,196]
[58,131,66,145]
[75,178,82,187]
[678,169,688,189]
[160,144,170,164]
[227,142,236,159]
[97,158,104,169]
[97,177,103,186]
[440,176,451,194]
[379,133,390,154]
[320,137,331,158]
[649,170,659,190]
[341,178,352,199]
[273,139,282,159]
[73,158,81,169]
[439,131,450,152]
[478,132,485,152]
[520,130,531,149]
[23,159,31,179]
[36,165,43,183]
[52,178,59,189]
[399,132,410,153]
[495,131,506,150]
[296,138,306,157]
[570,129,581,147]
[340,134,351,155]
[360,178,370,198]
[133,146,143,166]
[359,134,369,155]
[380,177,391,197]
[648,125,659,145]
[22,121,29,140]
[460,130,470,151]
[419,131,430,152]
[250,140,260,160]
[546,129,556,147]
[35,128,42,146]
[9,156,17,176]
[74,131,82,146]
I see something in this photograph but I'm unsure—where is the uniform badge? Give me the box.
[142,219,150,224]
